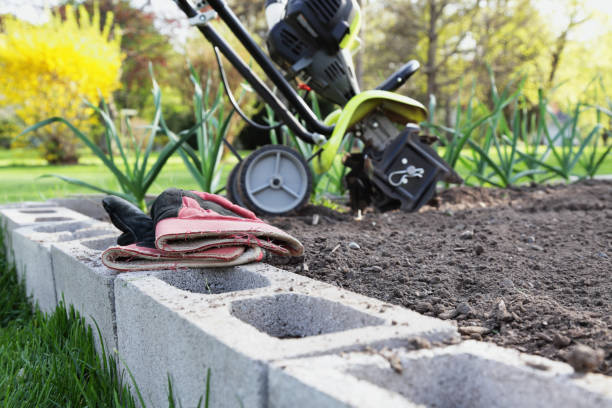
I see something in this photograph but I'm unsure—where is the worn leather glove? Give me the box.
[150,188,304,256]
[101,244,263,272]
[101,194,264,271]
[102,196,155,248]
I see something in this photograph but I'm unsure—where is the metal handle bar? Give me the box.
[172,0,332,145]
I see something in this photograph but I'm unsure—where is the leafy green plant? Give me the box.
[578,78,612,179]
[423,71,526,184]
[515,100,602,182]
[165,69,235,194]
[464,76,545,188]
[424,69,610,187]
[20,73,198,210]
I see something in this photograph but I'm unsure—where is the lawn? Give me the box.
[0,148,238,204]
[0,231,141,407]
[0,145,609,204]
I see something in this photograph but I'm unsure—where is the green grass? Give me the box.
[0,148,238,204]
[0,231,140,407]
[0,144,609,205]
[0,226,213,407]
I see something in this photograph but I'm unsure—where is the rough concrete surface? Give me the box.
[114,263,458,408]
[11,220,114,313]
[0,205,90,263]
[269,340,612,408]
[52,234,120,351]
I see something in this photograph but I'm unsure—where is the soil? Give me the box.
[265,180,612,375]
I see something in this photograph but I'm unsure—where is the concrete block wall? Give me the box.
[2,202,611,408]
[269,340,612,407]
[0,205,90,264]
[114,265,458,407]
[12,220,116,313]
[52,235,120,351]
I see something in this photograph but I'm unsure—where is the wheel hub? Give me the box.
[270,176,283,189]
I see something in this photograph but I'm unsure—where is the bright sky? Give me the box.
[1,0,611,41]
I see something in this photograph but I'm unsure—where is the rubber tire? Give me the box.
[225,162,247,208]
[237,145,312,216]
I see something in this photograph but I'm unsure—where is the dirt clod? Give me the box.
[565,344,605,373]
[494,299,513,322]
[553,333,572,348]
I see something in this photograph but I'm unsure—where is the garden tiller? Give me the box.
[171,0,460,215]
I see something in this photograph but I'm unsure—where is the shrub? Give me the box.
[0,5,122,164]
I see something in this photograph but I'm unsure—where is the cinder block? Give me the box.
[51,234,121,352]
[0,206,90,263]
[12,220,115,313]
[114,263,458,408]
[269,340,612,408]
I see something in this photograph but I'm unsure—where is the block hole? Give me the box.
[345,351,577,408]
[34,221,91,233]
[231,294,384,338]
[34,217,72,223]
[157,268,270,294]
[81,236,118,251]
[55,228,116,242]
[19,209,57,214]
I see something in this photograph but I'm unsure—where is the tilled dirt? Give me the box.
[266,180,612,375]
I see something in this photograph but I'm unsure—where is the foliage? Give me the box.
[0,5,122,164]
[166,69,235,194]
[424,72,611,188]
[0,116,19,149]
[57,0,180,113]
[20,74,199,210]
[0,230,139,407]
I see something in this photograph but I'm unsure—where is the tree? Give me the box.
[57,0,180,112]
[0,5,122,163]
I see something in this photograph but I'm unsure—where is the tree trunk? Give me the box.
[425,0,440,100]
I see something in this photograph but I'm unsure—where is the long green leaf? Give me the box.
[21,117,133,190]
[138,72,164,186]
[142,121,204,192]
[467,139,510,186]
[38,175,134,202]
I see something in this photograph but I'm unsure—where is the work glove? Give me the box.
[101,244,263,272]
[150,188,304,256]
[102,196,155,248]
[101,194,263,271]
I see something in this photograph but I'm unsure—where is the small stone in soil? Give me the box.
[529,244,544,251]
[565,344,605,373]
[500,278,515,289]
[437,310,455,320]
[494,299,514,322]
[414,301,433,313]
[312,214,320,225]
[553,333,572,348]
[474,245,485,255]
[363,265,383,273]
[459,325,490,335]
[460,230,474,240]
[455,302,472,316]
[348,242,360,250]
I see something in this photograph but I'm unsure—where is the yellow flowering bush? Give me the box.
[0,5,122,163]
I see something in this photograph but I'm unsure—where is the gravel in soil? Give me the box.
[265,180,612,375]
